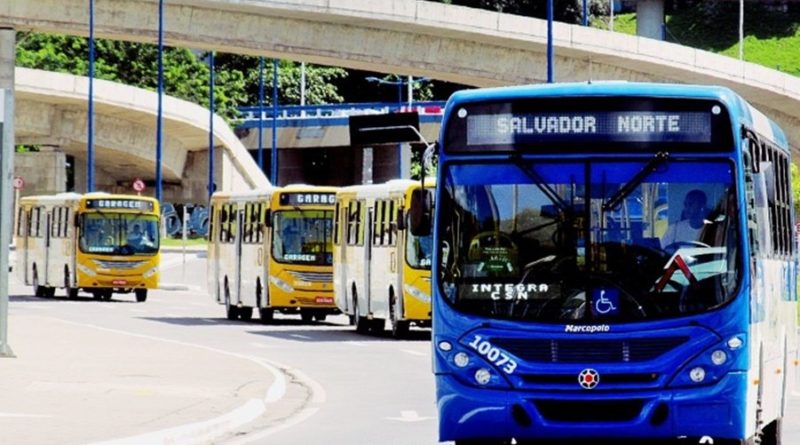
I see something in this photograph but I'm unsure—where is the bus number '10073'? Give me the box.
[468,335,518,374]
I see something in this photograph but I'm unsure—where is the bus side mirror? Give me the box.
[396,209,406,231]
[409,189,432,237]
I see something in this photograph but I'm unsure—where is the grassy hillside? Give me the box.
[592,5,800,78]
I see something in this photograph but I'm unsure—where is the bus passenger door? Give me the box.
[363,208,373,316]
[43,210,52,287]
[234,207,245,305]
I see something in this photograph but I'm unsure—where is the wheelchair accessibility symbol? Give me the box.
[592,288,620,316]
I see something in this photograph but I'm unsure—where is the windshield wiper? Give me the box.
[602,151,669,211]
[509,154,571,214]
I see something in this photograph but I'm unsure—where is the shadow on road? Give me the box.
[247,325,431,343]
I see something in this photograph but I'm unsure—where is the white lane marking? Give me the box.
[384,410,432,422]
[289,334,312,340]
[249,342,280,349]
[200,318,218,323]
[86,399,265,445]
[401,349,427,357]
[223,407,320,445]
[0,412,52,418]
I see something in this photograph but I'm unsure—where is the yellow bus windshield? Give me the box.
[79,212,160,255]
[406,232,433,269]
[272,209,333,266]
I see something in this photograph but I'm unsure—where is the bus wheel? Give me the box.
[258,308,274,323]
[239,307,253,321]
[92,290,103,300]
[32,267,44,297]
[389,292,409,339]
[65,268,78,299]
[301,310,314,323]
[135,289,147,302]
[224,283,239,320]
[353,293,370,334]
[102,290,113,300]
[760,417,782,445]
[44,287,56,298]
[313,313,327,322]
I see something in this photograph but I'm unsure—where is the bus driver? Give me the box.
[661,189,708,248]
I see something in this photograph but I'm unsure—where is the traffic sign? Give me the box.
[132,178,146,193]
[12,176,23,190]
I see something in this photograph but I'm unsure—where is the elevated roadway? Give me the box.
[14,67,268,200]
[3,0,800,155]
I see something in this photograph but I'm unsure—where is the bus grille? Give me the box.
[93,260,147,270]
[532,399,646,422]
[492,337,688,363]
[287,271,332,283]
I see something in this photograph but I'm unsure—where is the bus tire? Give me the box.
[313,312,327,322]
[32,266,44,297]
[224,281,239,320]
[239,307,253,321]
[389,290,409,339]
[301,310,314,323]
[353,291,370,334]
[258,308,274,323]
[135,289,147,302]
[65,267,78,299]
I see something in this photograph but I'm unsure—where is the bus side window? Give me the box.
[16,206,25,237]
[219,205,228,243]
[387,200,397,245]
[373,200,384,246]
[333,202,340,245]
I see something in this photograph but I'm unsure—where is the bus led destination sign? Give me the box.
[467,111,711,146]
[280,193,336,206]
[86,199,154,211]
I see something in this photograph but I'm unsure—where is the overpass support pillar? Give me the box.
[399,143,412,179]
[636,0,665,40]
[0,27,15,357]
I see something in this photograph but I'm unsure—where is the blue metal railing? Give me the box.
[237,101,446,129]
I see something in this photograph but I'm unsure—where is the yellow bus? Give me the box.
[208,185,337,322]
[15,192,160,302]
[333,179,433,338]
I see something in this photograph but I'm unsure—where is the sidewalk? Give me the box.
[0,314,276,445]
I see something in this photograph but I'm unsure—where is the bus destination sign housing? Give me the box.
[445,97,733,153]
[86,199,154,211]
[280,192,336,207]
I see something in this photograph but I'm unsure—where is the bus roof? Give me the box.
[280,184,339,192]
[20,192,159,205]
[445,82,788,151]
[210,187,276,201]
[337,178,435,197]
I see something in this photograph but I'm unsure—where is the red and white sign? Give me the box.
[12,176,24,190]
[132,178,146,193]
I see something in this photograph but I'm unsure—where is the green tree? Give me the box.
[16,33,247,122]
[792,163,800,214]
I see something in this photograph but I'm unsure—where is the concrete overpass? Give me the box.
[2,0,800,155]
[14,67,268,201]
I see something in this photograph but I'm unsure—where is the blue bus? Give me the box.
[410,83,799,444]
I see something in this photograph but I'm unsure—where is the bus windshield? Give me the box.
[407,232,433,269]
[438,158,740,323]
[273,210,334,266]
[79,212,160,255]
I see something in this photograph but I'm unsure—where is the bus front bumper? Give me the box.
[436,372,747,443]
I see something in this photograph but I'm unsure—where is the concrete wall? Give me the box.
[15,149,67,197]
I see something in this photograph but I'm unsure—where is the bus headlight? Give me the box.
[454,352,470,368]
[143,266,158,279]
[474,368,492,385]
[689,367,706,383]
[710,350,727,366]
[403,284,430,303]
[270,276,294,293]
[77,263,97,277]
[669,335,744,388]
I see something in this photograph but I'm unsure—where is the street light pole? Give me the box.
[87,0,95,192]
[207,51,215,200]
[0,30,15,357]
[155,0,164,202]
[547,0,554,83]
